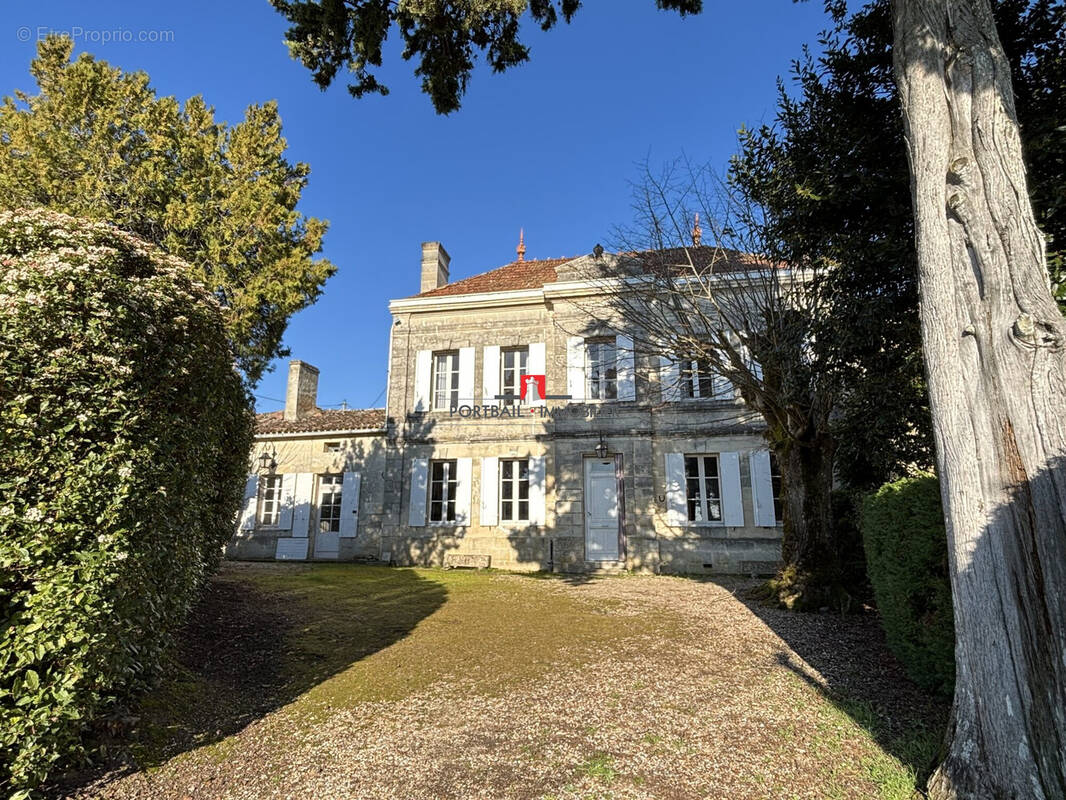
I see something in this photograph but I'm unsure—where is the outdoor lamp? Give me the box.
[258,449,277,474]
[595,435,609,459]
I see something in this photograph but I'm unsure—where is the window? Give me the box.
[318,474,343,533]
[680,358,718,399]
[323,441,341,453]
[429,459,458,522]
[769,453,783,524]
[684,455,722,522]
[586,339,617,400]
[500,459,530,522]
[500,347,529,402]
[258,474,283,526]
[432,351,460,410]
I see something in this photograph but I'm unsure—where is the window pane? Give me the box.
[518,500,529,520]
[446,497,456,522]
[430,501,442,522]
[502,460,512,479]
[501,500,513,521]
[501,479,513,500]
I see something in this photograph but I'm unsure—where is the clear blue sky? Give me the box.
[2,0,833,413]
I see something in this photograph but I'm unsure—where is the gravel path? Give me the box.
[60,568,941,800]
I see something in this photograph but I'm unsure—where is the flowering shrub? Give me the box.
[0,209,254,794]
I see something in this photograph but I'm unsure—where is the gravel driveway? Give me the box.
[57,564,943,800]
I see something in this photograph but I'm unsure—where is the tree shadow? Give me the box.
[715,576,948,784]
[45,563,447,796]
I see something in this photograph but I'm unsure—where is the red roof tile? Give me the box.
[255,408,386,435]
[409,247,777,299]
[412,257,572,298]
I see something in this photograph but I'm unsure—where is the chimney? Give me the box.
[284,360,319,421]
[420,241,450,293]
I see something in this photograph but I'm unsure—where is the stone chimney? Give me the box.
[420,241,450,293]
[284,360,319,421]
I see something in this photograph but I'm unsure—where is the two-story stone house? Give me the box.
[229,240,784,575]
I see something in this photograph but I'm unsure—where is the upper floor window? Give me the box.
[500,347,529,402]
[586,339,617,401]
[318,474,343,533]
[680,358,718,399]
[429,459,458,522]
[500,459,530,522]
[258,474,283,526]
[433,351,460,410]
[685,455,721,522]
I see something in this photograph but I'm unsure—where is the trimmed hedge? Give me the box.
[0,209,254,794]
[861,473,955,696]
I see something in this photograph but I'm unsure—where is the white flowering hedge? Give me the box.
[0,209,254,794]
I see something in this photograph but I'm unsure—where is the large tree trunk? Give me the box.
[778,434,836,574]
[892,1,1066,796]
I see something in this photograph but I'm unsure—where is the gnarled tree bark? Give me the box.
[892,0,1066,796]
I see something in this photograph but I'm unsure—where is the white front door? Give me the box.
[584,458,620,561]
[313,475,342,559]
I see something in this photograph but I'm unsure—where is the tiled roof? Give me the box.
[255,408,386,435]
[409,247,777,299]
[412,257,573,298]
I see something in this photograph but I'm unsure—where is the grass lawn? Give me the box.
[59,563,946,800]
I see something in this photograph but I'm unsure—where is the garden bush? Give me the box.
[862,473,955,696]
[0,209,254,794]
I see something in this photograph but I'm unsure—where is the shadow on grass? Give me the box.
[48,563,447,795]
[712,577,948,790]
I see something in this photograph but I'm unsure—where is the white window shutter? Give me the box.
[276,473,297,530]
[458,347,475,406]
[566,336,585,401]
[659,356,680,402]
[482,345,501,401]
[713,349,735,400]
[664,453,687,526]
[480,456,499,526]
[454,457,473,524]
[527,342,546,406]
[239,474,258,530]
[720,452,744,527]
[339,472,361,538]
[749,450,776,527]
[408,458,429,527]
[291,472,315,537]
[528,454,547,525]
[414,350,432,411]
[615,334,636,401]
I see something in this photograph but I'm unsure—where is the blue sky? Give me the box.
[2,0,833,412]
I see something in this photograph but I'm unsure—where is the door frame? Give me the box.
[312,474,342,560]
[583,454,624,561]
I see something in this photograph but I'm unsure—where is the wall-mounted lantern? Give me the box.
[258,448,277,474]
[594,434,609,460]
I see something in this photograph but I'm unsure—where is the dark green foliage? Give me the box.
[862,475,955,696]
[271,0,695,114]
[0,209,255,794]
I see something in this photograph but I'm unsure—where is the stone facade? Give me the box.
[228,242,783,575]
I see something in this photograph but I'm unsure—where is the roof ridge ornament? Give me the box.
[692,213,702,247]
[516,228,526,262]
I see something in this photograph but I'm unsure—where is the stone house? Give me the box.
[229,240,784,574]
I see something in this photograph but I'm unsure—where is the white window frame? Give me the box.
[432,351,460,411]
[680,358,716,399]
[770,452,783,525]
[429,459,459,523]
[317,474,344,533]
[684,454,723,524]
[257,474,283,527]
[499,458,530,523]
[500,347,529,403]
[585,339,617,401]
